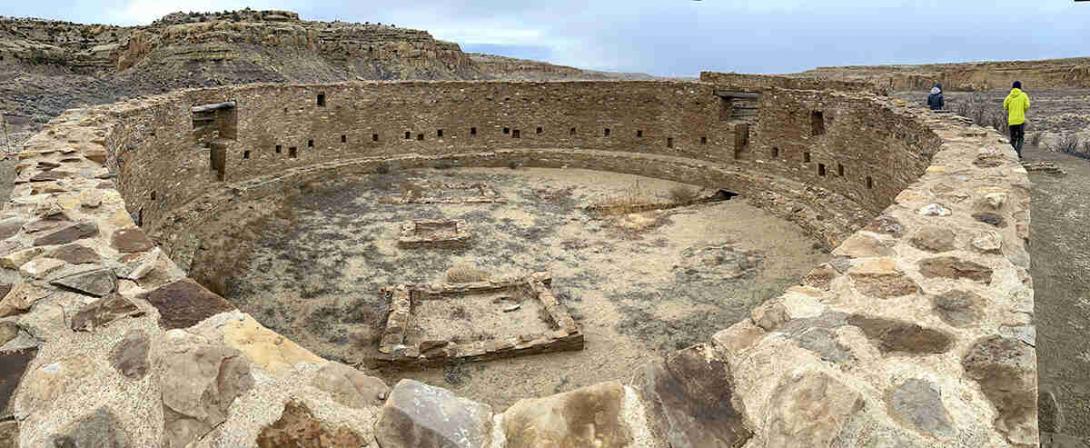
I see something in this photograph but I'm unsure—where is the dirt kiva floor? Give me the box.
[189,167,828,408]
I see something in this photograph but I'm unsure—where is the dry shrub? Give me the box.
[1029,131,1043,147]
[951,93,1009,136]
[399,182,423,201]
[1052,133,1082,156]
[591,181,660,215]
[666,185,700,205]
[446,263,491,283]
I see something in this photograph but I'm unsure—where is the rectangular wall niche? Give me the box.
[191,101,237,145]
[733,124,750,158]
[811,111,826,136]
[374,273,583,367]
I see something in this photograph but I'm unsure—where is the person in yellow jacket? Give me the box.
[1003,81,1031,159]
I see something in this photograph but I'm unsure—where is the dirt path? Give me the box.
[1026,146,1090,448]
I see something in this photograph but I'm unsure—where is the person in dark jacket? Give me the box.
[927,84,944,111]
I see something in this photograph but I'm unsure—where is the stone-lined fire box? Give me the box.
[374,272,583,367]
[397,219,471,249]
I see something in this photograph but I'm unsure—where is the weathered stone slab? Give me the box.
[0,322,17,348]
[142,279,235,330]
[848,258,920,299]
[963,336,1037,446]
[0,247,42,269]
[918,256,993,283]
[109,329,150,379]
[50,407,130,448]
[221,314,324,375]
[0,219,24,241]
[256,401,364,448]
[910,226,957,252]
[49,244,100,265]
[311,362,388,409]
[33,221,98,246]
[931,290,986,328]
[846,314,953,355]
[503,381,631,448]
[766,371,863,447]
[111,228,154,253]
[375,379,492,448]
[20,257,65,278]
[0,348,38,418]
[0,419,17,448]
[159,341,253,448]
[0,284,50,318]
[51,268,117,297]
[637,344,751,448]
[70,294,144,332]
[887,378,953,437]
[20,355,96,412]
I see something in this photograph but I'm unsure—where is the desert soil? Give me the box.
[1024,146,1090,448]
[220,167,828,409]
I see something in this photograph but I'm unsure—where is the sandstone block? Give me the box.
[110,329,150,379]
[962,336,1037,446]
[222,314,324,375]
[918,257,993,283]
[931,290,986,328]
[111,228,155,253]
[503,381,631,448]
[256,401,364,448]
[887,378,953,438]
[375,379,493,448]
[0,284,50,318]
[0,348,38,418]
[832,233,894,258]
[909,226,957,252]
[51,268,118,297]
[32,221,98,246]
[311,362,388,409]
[159,340,254,448]
[49,244,100,265]
[636,344,751,447]
[20,257,65,279]
[766,371,863,447]
[70,294,144,332]
[142,279,235,329]
[846,314,954,355]
[50,407,130,448]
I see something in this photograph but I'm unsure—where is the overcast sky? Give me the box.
[4,0,1089,76]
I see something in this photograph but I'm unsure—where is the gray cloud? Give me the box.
[6,0,1090,76]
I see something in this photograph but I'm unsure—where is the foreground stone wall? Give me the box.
[0,77,1035,447]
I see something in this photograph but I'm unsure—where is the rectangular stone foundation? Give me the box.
[382,180,505,204]
[397,219,471,249]
[374,272,583,367]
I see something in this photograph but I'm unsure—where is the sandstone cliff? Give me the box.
[0,9,637,148]
[799,58,1090,91]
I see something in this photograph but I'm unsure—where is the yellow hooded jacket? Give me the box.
[1003,88,1030,126]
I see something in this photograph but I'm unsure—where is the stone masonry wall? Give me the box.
[115,79,939,250]
[0,78,1035,447]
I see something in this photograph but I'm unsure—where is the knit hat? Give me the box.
[1013,81,1022,89]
